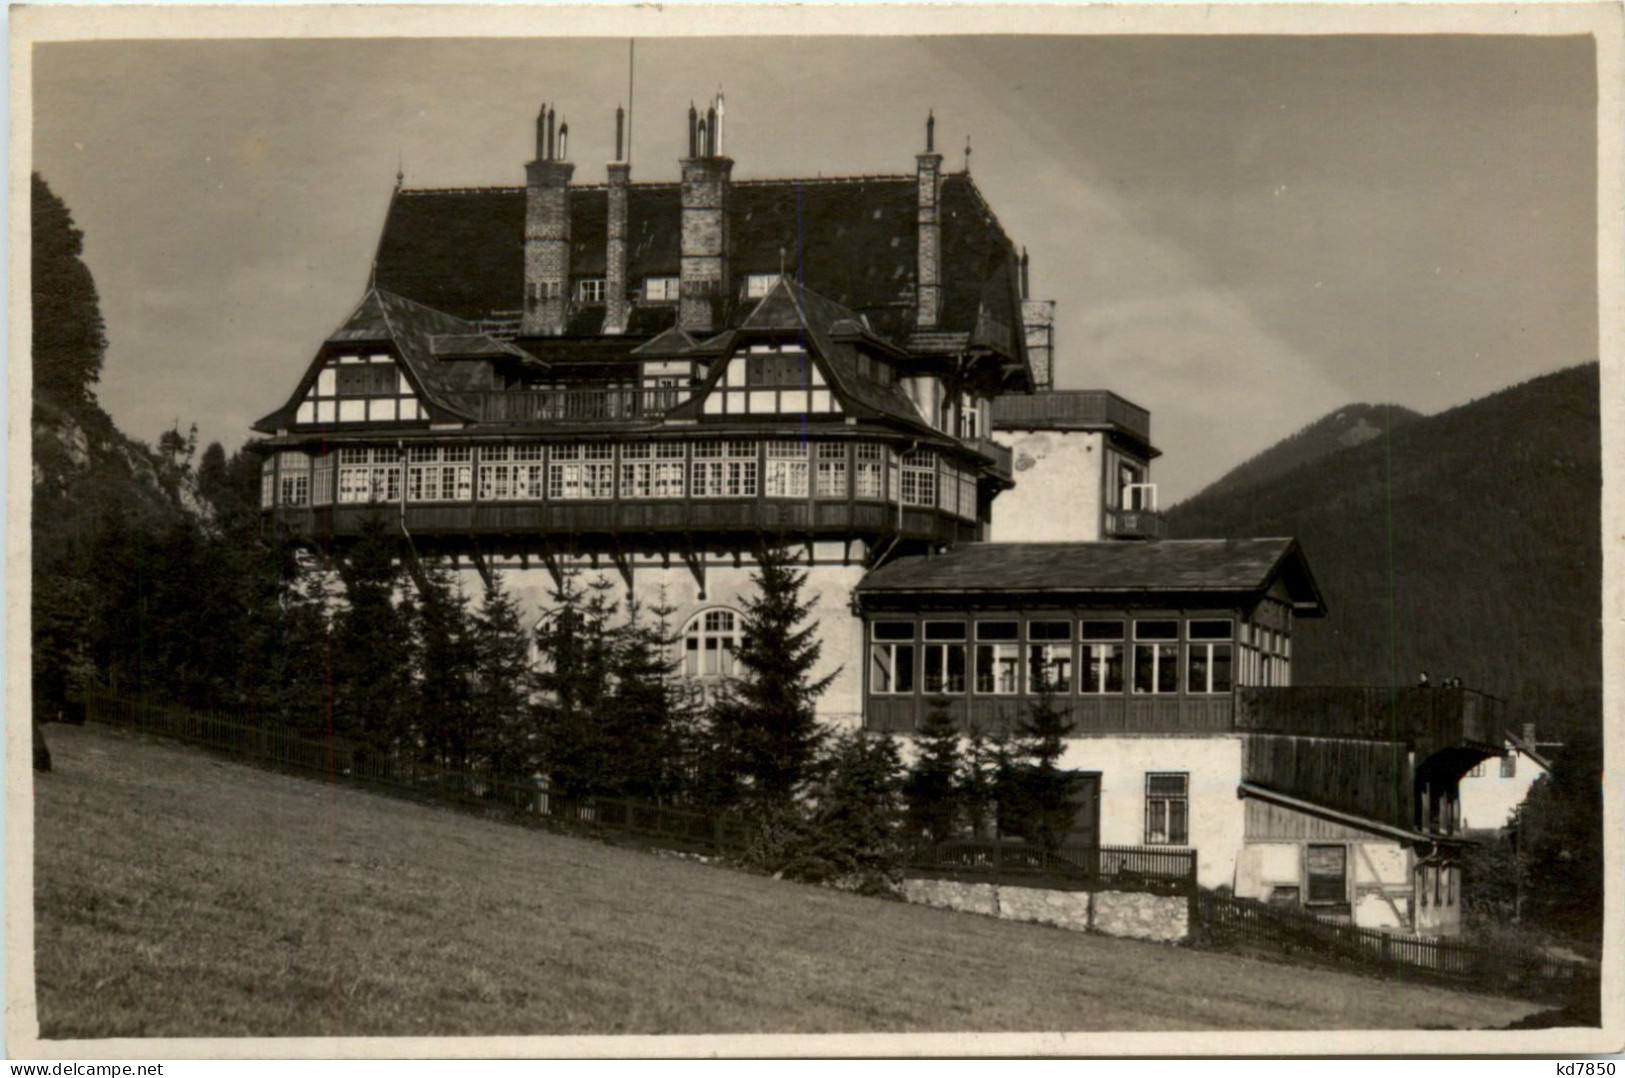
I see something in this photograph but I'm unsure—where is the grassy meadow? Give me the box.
[32,722,1540,1038]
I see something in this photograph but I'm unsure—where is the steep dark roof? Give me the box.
[371,172,1025,356]
[665,278,937,436]
[255,288,523,431]
[857,538,1327,614]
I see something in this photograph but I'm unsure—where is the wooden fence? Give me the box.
[906,838,1197,896]
[1195,891,1598,1000]
[84,694,746,855]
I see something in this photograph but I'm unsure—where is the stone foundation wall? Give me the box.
[899,876,1189,943]
[1090,890,1188,943]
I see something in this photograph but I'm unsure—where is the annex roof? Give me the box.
[856,538,1327,615]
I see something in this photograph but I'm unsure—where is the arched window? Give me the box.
[683,608,742,680]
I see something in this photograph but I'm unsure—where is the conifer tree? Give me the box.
[788,730,906,891]
[409,559,479,769]
[532,572,619,798]
[708,544,834,807]
[903,699,963,843]
[960,720,1001,840]
[1000,689,1082,855]
[608,593,697,803]
[469,571,536,778]
[330,515,413,746]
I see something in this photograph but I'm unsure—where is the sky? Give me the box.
[31,34,1597,504]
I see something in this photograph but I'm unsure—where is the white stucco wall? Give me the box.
[988,428,1104,542]
[1054,735,1246,890]
[1459,748,1545,832]
[448,550,868,727]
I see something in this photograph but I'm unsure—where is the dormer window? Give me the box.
[644,277,679,302]
[577,278,606,303]
[745,273,782,298]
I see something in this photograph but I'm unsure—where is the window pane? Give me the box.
[1212,645,1233,692]
[1306,845,1348,904]
[870,646,894,693]
[1157,644,1180,693]
[923,621,967,642]
[976,620,1019,642]
[1082,620,1124,641]
[945,643,966,694]
[1133,645,1155,694]
[1189,619,1235,641]
[1189,648,1210,694]
[1028,620,1071,641]
[872,621,915,642]
[893,644,916,693]
[1135,620,1179,641]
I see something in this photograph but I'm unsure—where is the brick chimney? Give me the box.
[679,95,732,333]
[604,106,631,335]
[523,104,574,336]
[915,111,944,328]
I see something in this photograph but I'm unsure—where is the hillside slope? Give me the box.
[32,723,1537,1039]
[1166,363,1601,738]
[1177,403,1422,510]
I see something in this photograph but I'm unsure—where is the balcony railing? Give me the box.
[992,390,1153,444]
[1235,686,1505,756]
[458,386,691,423]
[974,437,1013,480]
[1105,507,1166,541]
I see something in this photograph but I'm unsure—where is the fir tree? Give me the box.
[1000,689,1082,855]
[786,731,906,892]
[708,544,834,807]
[903,699,963,843]
[409,558,479,769]
[532,572,619,798]
[608,593,697,803]
[960,720,1002,840]
[469,571,536,778]
[330,515,413,746]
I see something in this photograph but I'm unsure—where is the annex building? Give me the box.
[255,99,1512,936]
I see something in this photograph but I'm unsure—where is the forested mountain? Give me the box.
[1167,363,1602,740]
[31,174,262,717]
[1177,403,1422,509]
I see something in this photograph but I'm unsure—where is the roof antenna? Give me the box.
[964,134,972,173]
[395,151,404,188]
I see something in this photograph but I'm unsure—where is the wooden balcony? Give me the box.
[1234,686,1506,757]
[269,498,980,550]
[457,386,690,424]
[1105,507,1166,541]
[992,390,1153,444]
[974,437,1013,482]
